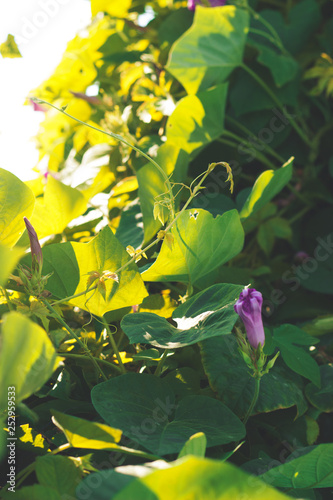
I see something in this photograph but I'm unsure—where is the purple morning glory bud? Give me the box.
[24,217,43,274]
[294,251,310,264]
[234,288,265,349]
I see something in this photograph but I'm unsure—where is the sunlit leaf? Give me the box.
[240,158,293,219]
[113,456,292,500]
[121,283,243,348]
[167,6,249,94]
[142,209,244,285]
[0,168,35,247]
[0,312,63,408]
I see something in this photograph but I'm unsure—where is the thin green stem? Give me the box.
[2,287,13,311]
[246,4,289,56]
[113,163,220,276]
[154,350,169,377]
[241,63,311,145]
[33,99,175,219]
[10,463,35,491]
[289,205,313,225]
[225,115,285,163]
[41,298,108,381]
[243,377,261,427]
[102,316,126,374]
[223,131,277,170]
[60,352,122,374]
[248,28,284,52]
[50,284,98,306]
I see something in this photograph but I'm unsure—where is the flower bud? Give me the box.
[234,287,265,349]
[24,217,43,274]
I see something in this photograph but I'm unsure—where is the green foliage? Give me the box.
[0,312,62,409]
[167,6,249,94]
[0,168,35,247]
[92,373,245,455]
[1,0,332,497]
[113,456,292,500]
[142,209,244,284]
[261,444,333,488]
[121,283,243,348]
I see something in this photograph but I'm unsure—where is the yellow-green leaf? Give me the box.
[0,168,35,247]
[0,312,63,408]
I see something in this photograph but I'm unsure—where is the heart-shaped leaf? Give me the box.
[91,373,245,455]
[200,335,307,418]
[142,209,244,285]
[121,283,243,348]
[167,6,249,94]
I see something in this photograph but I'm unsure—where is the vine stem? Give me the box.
[60,352,122,374]
[112,162,223,276]
[1,287,13,311]
[225,115,285,163]
[50,284,98,306]
[240,63,311,146]
[101,316,126,374]
[32,98,175,220]
[41,298,108,381]
[243,377,261,427]
[154,349,169,377]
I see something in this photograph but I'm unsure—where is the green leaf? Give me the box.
[178,432,207,459]
[142,209,244,284]
[76,470,134,500]
[0,245,24,287]
[52,410,123,450]
[272,325,320,387]
[252,0,321,56]
[270,217,292,239]
[261,444,333,488]
[0,168,35,247]
[200,335,307,419]
[166,6,249,94]
[229,70,300,115]
[2,486,62,500]
[248,39,299,86]
[305,364,333,412]
[240,158,293,219]
[257,222,275,255]
[298,254,333,295]
[115,199,144,249]
[29,176,87,240]
[121,283,243,348]
[0,312,63,408]
[32,242,80,299]
[39,226,148,316]
[35,455,82,497]
[113,456,293,500]
[166,85,228,157]
[137,144,188,244]
[0,34,22,58]
[91,373,245,455]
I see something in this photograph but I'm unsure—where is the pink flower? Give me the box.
[234,288,265,349]
[29,99,46,112]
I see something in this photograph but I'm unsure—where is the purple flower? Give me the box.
[234,288,265,349]
[24,217,43,274]
[187,0,226,11]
